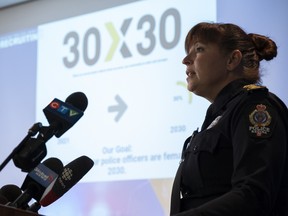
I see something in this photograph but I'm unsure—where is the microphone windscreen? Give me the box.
[40,155,94,206]
[0,194,8,204]
[65,92,88,112]
[0,184,22,203]
[42,157,63,174]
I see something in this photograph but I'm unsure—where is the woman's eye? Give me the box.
[196,47,204,52]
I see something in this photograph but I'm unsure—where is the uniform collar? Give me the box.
[201,79,253,131]
[208,79,251,117]
[210,79,250,114]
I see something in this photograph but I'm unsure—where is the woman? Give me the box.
[170,22,288,216]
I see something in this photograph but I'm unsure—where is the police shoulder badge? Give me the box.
[248,104,272,137]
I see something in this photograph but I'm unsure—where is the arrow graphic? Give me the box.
[108,95,127,122]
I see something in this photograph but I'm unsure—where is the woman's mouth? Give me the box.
[186,70,195,77]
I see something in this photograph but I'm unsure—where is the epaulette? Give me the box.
[243,84,268,92]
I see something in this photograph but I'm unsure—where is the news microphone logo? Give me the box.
[26,163,57,188]
[62,168,73,181]
[57,168,73,188]
[43,98,84,137]
[47,98,83,121]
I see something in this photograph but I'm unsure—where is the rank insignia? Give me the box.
[249,104,272,137]
[243,84,265,90]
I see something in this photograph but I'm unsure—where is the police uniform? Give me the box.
[170,79,288,216]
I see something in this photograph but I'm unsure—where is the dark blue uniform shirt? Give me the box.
[171,79,288,216]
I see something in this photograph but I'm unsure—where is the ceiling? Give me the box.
[0,0,34,9]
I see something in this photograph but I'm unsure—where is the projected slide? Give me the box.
[36,0,215,181]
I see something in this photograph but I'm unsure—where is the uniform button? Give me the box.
[193,145,198,151]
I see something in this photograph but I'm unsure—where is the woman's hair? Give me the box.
[185,22,277,83]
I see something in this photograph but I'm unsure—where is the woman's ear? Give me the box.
[226,50,242,71]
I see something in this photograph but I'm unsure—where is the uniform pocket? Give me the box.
[190,129,222,154]
[181,129,232,193]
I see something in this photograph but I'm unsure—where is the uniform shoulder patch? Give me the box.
[248,104,274,138]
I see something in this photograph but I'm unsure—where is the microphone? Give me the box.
[0,194,8,205]
[43,91,88,138]
[27,157,64,213]
[40,155,94,207]
[65,91,89,113]
[9,158,63,209]
[11,92,88,172]
[40,157,64,175]
[0,184,22,204]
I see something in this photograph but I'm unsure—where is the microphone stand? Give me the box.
[0,123,42,172]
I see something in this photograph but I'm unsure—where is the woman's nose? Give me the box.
[182,55,191,65]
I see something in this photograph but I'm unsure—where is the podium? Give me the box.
[0,204,44,216]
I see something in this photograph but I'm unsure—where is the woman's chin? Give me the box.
[187,83,196,93]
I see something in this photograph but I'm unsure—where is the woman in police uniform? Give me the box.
[170,22,288,216]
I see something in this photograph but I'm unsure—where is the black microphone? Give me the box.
[1,184,22,203]
[1,184,31,209]
[27,157,64,213]
[39,155,94,207]
[11,92,88,172]
[65,92,89,114]
[1,185,19,205]
[9,158,63,209]
[43,91,88,138]
[0,194,8,205]
[40,157,64,176]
